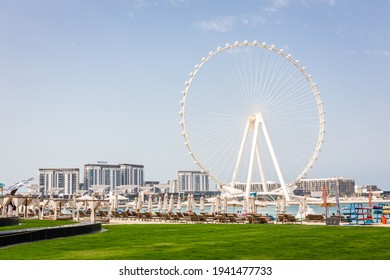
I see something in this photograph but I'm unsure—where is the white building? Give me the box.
[39,168,80,196]
[177,171,209,193]
[84,163,144,192]
[234,181,281,193]
[296,177,355,197]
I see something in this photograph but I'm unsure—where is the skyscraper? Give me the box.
[84,163,144,192]
[38,168,79,196]
[177,170,209,193]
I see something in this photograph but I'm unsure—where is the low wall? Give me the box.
[0,222,101,247]
[0,217,20,227]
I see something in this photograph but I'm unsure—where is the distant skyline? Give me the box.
[1,0,389,190]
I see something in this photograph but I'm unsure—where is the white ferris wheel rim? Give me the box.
[179,40,325,189]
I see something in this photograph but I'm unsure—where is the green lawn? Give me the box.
[1,222,390,260]
[0,219,76,232]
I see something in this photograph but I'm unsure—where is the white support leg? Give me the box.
[230,112,290,202]
[255,141,269,192]
[245,114,260,201]
[231,117,251,189]
[258,113,290,201]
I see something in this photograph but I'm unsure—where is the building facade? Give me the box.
[234,181,281,193]
[39,168,80,196]
[84,163,144,192]
[177,171,209,193]
[296,177,355,197]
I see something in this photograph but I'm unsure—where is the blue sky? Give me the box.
[1,0,389,190]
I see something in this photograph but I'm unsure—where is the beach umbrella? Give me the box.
[132,196,138,210]
[137,193,142,211]
[114,193,119,210]
[215,195,221,213]
[276,197,281,214]
[191,194,195,212]
[242,198,247,213]
[227,199,242,213]
[109,194,116,211]
[249,196,255,213]
[168,194,174,213]
[281,196,287,213]
[303,197,308,213]
[332,184,341,216]
[210,200,215,214]
[147,194,153,212]
[223,198,228,213]
[157,196,162,212]
[321,185,328,217]
[199,196,205,212]
[186,194,194,213]
[296,199,304,220]
[176,196,182,212]
[163,194,168,212]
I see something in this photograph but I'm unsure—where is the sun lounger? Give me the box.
[168,213,186,223]
[278,214,299,224]
[216,214,227,223]
[305,214,324,222]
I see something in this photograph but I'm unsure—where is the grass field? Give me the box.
[0,219,77,232]
[1,220,390,260]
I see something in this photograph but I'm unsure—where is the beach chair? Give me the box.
[203,213,216,223]
[174,212,187,223]
[120,211,129,219]
[146,212,161,222]
[167,213,182,223]
[189,213,200,223]
[233,213,245,224]
[245,215,254,224]
[95,211,110,223]
[112,210,122,220]
[305,214,324,222]
[217,214,227,223]
[126,211,138,220]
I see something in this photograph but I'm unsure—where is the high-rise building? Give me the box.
[234,181,281,193]
[177,171,209,193]
[84,163,144,192]
[296,177,355,197]
[38,168,79,196]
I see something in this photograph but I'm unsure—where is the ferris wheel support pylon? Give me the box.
[231,112,290,202]
[255,142,268,193]
[257,112,290,201]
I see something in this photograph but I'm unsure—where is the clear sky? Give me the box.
[1,0,389,190]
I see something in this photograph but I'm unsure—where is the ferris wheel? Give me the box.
[179,40,325,201]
